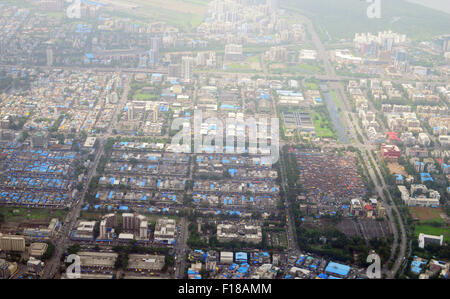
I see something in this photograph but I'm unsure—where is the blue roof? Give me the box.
[325,262,350,277]
[420,173,434,182]
[235,252,248,261]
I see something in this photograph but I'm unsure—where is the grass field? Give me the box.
[132,92,159,101]
[282,0,450,40]
[409,207,442,222]
[269,62,323,75]
[0,206,67,224]
[414,224,450,242]
[304,81,319,90]
[410,207,449,242]
[224,55,261,73]
[312,111,336,138]
[103,0,210,31]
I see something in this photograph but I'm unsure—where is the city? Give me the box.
[0,0,449,284]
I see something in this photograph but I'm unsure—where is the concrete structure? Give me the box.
[381,144,401,161]
[27,257,43,274]
[29,243,48,258]
[127,254,165,271]
[0,234,26,252]
[418,233,444,249]
[220,251,234,264]
[217,223,262,244]
[181,56,194,83]
[154,218,176,245]
[78,252,118,268]
[76,221,96,239]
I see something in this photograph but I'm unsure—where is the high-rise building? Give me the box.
[0,234,26,252]
[46,48,54,67]
[267,0,279,11]
[150,37,161,64]
[168,64,181,78]
[154,218,176,244]
[224,44,244,62]
[40,0,63,11]
[181,56,194,83]
[139,221,148,240]
[122,213,146,232]
[0,259,10,279]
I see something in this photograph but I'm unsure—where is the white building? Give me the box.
[418,233,444,249]
[154,218,176,245]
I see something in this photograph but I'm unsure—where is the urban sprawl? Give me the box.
[0,0,449,280]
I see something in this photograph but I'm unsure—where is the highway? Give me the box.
[301,15,408,278]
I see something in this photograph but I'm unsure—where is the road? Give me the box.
[41,76,130,279]
[301,15,408,278]
[174,217,189,279]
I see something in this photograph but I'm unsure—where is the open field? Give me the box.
[0,206,67,224]
[414,224,450,242]
[304,81,319,90]
[409,207,442,222]
[312,111,335,138]
[387,162,408,176]
[102,0,210,31]
[410,207,449,242]
[133,92,159,101]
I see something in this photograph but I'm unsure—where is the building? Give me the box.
[220,251,234,264]
[168,64,181,78]
[154,218,176,245]
[381,144,401,161]
[122,213,146,232]
[40,0,64,11]
[139,221,148,240]
[46,48,54,67]
[418,233,444,249]
[23,218,60,240]
[99,213,117,240]
[325,262,350,278]
[77,252,118,268]
[29,243,48,258]
[0,259,17,279]
[31,132,48,148]
[76,221,96,239]
[224,44,244,62]
[118,233,135,243]
[127,254,165,271]
[0,234,26,252]
[398,185,440,207]
[27,257,43,274]
[217,223,262,244]
[150,37,161,64]
[267,0,279,11]
[181,56,194,83]
[83,137,97,149]
[350,198,363,217]
[0,259,9,279]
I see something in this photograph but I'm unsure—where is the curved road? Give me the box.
[302,16,408,278]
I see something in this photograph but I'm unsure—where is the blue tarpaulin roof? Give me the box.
[325,262,350,277]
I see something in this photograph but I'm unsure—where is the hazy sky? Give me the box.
[406,0,450,14]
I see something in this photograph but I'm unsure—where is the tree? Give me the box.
[42,242,55,261]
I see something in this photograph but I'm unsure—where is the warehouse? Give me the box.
[78,252,118,268]
[325,262,350,278]
[127,254,165,271]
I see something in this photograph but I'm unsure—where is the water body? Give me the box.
[320,84,350,144]
[406,0,450,14]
